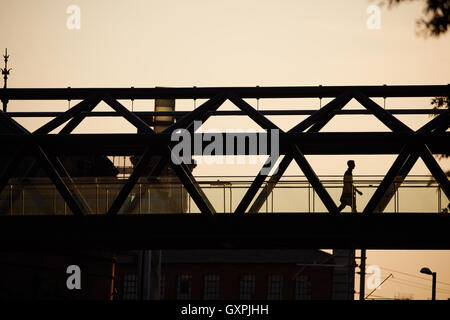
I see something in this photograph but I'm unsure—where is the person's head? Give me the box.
[347,160,355,169]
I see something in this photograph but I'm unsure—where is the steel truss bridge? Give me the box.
[0,85,449,250]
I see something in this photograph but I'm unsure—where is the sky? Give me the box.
[1,0,449,299]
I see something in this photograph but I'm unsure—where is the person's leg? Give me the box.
[351,195,357,213]
[337,202,346,213]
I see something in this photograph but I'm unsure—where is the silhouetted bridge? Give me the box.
[0,85,449,249]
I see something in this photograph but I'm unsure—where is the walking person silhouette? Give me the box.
[337,160,363,213]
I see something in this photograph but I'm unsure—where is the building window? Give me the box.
[203,275,220,300]
[267,275,283,300]
[239,275,256,300]
[295,275,311,300]
[177,275,192,300]
[122,274,137,300]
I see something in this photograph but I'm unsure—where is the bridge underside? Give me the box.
[1,213,449,250]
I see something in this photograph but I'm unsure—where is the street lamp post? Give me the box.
[420,267,436,300]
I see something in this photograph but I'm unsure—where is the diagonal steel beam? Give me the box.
[420,145,449,198]
[0,150,25,202]
[247,154,292,213]
[162,93,227,134]
[102,96,216,216]
[0,110,30,199]
[227,91,282,214]
[290,144,338,213]
[103,95,155,133]
[363,145,413,214]
[421,110,449,133]
[417,152,449,198]
[119,156,165,214]
[98,100,156,216]
[373,150,421,213]
[147,94,227,180]
[108,147,216,216]
[147,156,168,179]
[1,110,94,215]
[34,95,100,134]
[290,91,354,132]
[59,96,102,134]
[168,153,216,215]
[121,155,217,216]
[0,115,29,135]
[35,146,85,216]
[107,94,225,189]
[372,112,450,213]
[234,156,278,215]
[185,95,229,133]
[353,90,411,132]
[48,153,94,214]
[127,93,235,188]
[102,96,166,214]
[419,109,450,133]
[356,92,449,211]
[107,148,153,216]
[248,93,353,213]
[0,109,29,135]
[227,91,280,130]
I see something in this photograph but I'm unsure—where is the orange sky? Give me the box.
[1,0,449,299]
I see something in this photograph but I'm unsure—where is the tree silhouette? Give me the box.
[382,0,450,37]
[431,96,450,158]
[382,1,450,188]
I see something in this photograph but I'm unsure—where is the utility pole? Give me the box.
[431,272,436,300]
[1,48,12,112]
[137,250,161,300]
[359,248,366,300]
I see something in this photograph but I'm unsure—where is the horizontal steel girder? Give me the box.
[0,214,449,250]
[0,132,447,155]
[3,109,446,117]
[0,85,448,100]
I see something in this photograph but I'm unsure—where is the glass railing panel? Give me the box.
[271,183,310,213]
[187,193,200,214]
[0,185,12,215]
[398,186,440,213]
[72,179,102,215]
[228,185,249,213]
[199,185,228,214]
[5,179,73,215]
[247,186,274,214]
[1,175,442,215]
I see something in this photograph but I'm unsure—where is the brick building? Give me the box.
[115,249,355,300]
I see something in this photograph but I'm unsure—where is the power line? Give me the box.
[390,279,432,291]
[366,274,393,299]
[368,269,450,296]
[389,279,450,294]
[392,276,450,293]
[374,272,450,293]
[380,266,450,286]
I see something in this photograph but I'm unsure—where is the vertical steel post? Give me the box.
[359,249,366,300]
[432,272,436,300]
